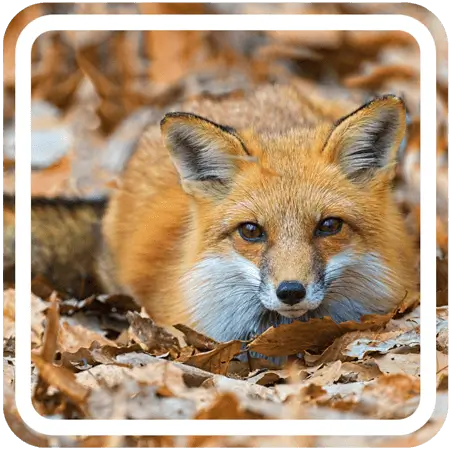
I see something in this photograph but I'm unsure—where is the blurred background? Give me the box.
[3,2,448,295]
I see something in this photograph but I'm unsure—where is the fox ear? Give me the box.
[161,112,249,197]
[323,95,407,182]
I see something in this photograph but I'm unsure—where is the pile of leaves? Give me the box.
[2,2,448,447]
[3,288,448,446]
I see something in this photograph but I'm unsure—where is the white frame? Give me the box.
[15,13,436,437]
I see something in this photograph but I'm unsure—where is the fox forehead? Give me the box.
[243,123,333,166]
[216,154,366,231]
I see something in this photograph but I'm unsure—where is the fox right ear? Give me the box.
[161,113,249,198]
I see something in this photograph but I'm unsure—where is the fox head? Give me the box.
[161,96,416,341]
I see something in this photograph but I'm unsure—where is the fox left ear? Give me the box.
[161,112,249,198]
[323,95,407,182]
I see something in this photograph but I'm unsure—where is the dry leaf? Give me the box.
[344,328,420,359]
[126,311,180,356]
[248,311,394,357]
[76,359,187,398]
[246,369,289,386]
[374,353,420,377]
[4,291,50,347]
[60,342,150,371]
[339,360,383,382]
[32,353,90,405]
[182,340,243,375]
[302,361,344,386]
[174,323,218,351]
[356,373,420,419]
[194,392,264,420]
[203,373,280,402]
[58,321,117,354]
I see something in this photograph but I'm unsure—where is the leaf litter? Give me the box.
[3,1,448,447]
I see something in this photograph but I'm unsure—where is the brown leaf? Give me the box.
[76,359,187,398]
[41,294,60,362]
[339,360,383,382]
[357,373,420,419]
[32,353,90,406]
[182,340,243,375]
[247,311,395,357]
[3,289,16,340]
[299,361,344,386]
[4,290,48,347]
[174,323,218,351]
[34,294,61,400]
[373,353,420,377]
[58,321,117,354]
[60,342,152,371]
[194,392,263,420]
[246,369,289,386]
[126,311,180,356]
[343,328,420,360]
[227,357,282,379]
[202,372,280,402]
[436,351,448,389]
[437,257,448,307]
[303,331,377,366]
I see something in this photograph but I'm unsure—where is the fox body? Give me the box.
[100,84,417,341]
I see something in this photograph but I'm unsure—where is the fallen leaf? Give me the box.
[41,294,60,362]
[126,311,180,356]
[226,356,282,379]
[356,373,420,419]
[195,392,264,420]
[58,321,117,354]
[32,353,90,406]
[203,372,280,402]
[174,323,218,351]
[60,342,148,371]
[246,369,289,386]
[374,353,420,377]
[4,290,49,347]
[343,328,420,359]
[182,340,243,375]
[76,359,196,406]
[248,311,395,357]
[87,378,198,420]
[299,361,344,386]
[339,360,383,382]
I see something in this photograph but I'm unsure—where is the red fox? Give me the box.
[100,84,417,341]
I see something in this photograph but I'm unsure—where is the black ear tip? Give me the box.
[376,94,407,109]
[160,112,184,128]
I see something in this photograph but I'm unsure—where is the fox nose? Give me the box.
[276,281,307,305]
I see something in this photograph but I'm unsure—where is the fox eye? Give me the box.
[315,217,343,237]
[238,222,265,242]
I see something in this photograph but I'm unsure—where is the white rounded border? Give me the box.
[14,13,436,437]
